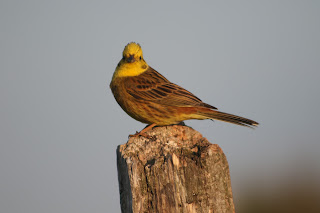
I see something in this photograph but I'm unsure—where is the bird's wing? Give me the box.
[125,67,217,109]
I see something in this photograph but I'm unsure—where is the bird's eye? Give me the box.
[139,56,142,60]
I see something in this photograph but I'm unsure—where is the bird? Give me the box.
[110,42,258,137]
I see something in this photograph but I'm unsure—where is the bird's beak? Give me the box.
[126,55,136,63]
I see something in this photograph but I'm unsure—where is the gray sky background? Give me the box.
[1,1,320,212]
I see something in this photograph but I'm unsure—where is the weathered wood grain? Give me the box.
[117,125,235,213]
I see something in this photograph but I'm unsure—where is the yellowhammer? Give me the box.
[110,42,258,137]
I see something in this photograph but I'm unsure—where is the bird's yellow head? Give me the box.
[123,42,143,62]
[112,42,148,79]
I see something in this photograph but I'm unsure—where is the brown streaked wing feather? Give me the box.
[124,67,217,109]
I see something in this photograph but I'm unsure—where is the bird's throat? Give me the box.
[113,62,148,79]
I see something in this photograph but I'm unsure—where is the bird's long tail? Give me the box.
[197,109,259,128]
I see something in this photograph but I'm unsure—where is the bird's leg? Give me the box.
[129,123,157,139]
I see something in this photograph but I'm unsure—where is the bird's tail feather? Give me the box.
[197,109,259,128]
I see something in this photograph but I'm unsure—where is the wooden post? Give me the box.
[117,125,235,213]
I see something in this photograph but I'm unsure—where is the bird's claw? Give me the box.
[129,132,154,139]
